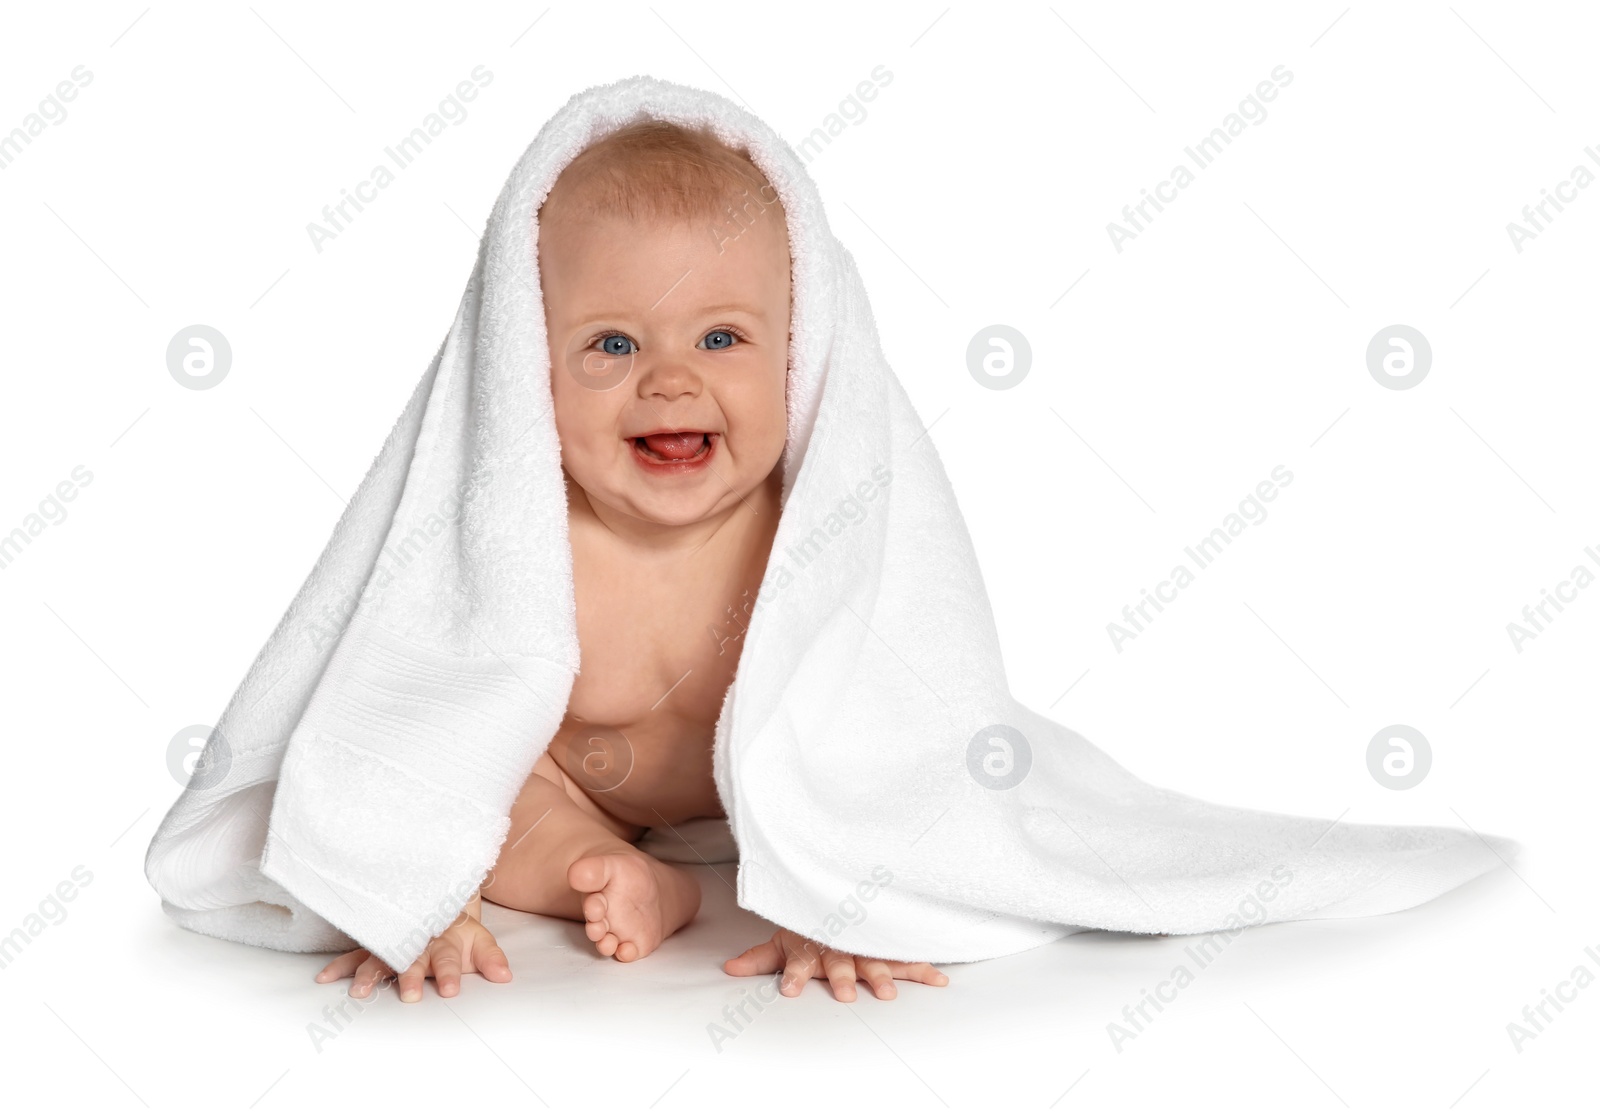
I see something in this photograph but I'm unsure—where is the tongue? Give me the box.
[642,432,706,459]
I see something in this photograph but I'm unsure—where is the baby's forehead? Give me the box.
[540,119,787,236]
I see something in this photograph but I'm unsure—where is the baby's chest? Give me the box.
[568,564,755,726]
[566,602,747,729]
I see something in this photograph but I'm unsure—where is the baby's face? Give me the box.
[540,193,791,531]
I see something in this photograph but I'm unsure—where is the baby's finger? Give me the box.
[315,949,369,983]
[722,936,784,976]
[820,951,858,1002]
[350,956,392,998]
[396,958,429,1004]
[474,939,513,983]
[884,960,949,987]
[430,942,464,998]
[779,946,820,996]
[858,959,898,999]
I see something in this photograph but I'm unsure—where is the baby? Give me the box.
[316,121,948,1005]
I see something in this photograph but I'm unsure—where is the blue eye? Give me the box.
[597,334,636,355]
[700,329,738,350]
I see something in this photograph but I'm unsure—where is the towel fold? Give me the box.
[145,74,1518,973]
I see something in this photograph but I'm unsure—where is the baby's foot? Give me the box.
[567,850,702,962]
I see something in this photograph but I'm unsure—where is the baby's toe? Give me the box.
[567,854,609,894]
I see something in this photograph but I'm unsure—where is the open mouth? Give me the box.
[631,431,716,467]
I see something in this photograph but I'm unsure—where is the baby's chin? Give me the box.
[604,486,739,530]
[570,465,741,531]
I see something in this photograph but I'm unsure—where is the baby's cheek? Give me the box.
[750,388,789,463]
[747,377,787,437]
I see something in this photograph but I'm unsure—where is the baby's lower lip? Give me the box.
[629,432,717,473]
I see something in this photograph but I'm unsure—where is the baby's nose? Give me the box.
[636,358,701,399]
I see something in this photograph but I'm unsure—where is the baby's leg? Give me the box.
[481,750,702,962]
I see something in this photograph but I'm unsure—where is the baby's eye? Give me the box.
[699,329,740,351]
[596,334,636,356]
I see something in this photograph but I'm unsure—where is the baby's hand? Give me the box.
[722,929,949,1001]
[314,898,511,1002]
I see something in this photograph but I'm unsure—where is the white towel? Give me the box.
[145,74,1519,972]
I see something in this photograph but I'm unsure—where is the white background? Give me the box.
[1,1,1593,1112]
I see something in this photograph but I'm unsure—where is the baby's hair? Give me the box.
[541,118,782,228]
